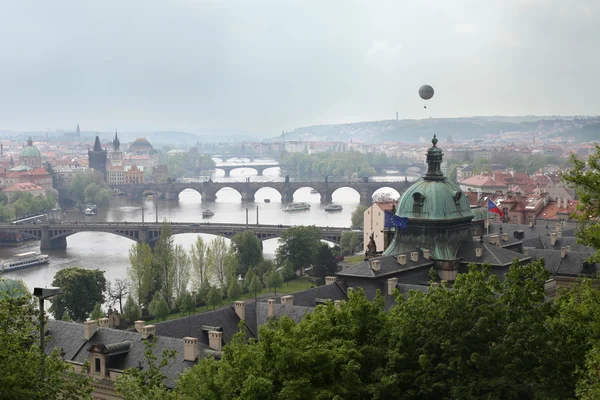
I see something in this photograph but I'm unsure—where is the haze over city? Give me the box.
[1,0,599,135]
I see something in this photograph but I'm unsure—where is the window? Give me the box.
[95,358,101,373]
[513,216,517,224]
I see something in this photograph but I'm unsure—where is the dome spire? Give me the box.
[27,137,33,146]
[424,134,445,181]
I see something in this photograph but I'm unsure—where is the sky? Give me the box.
[0,0,599,136]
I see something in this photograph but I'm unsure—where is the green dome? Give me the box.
[396,179,473,221]
[471,207,494,221]
[20,137,41,158]
[0,278,28,300]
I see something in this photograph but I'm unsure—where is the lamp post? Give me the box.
[33,287,62,381]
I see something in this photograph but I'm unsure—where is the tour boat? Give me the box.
[1,251,49,273]
[85,204,98,212]
[283,202,311,212]
[202,210,215,218]
[324,204,343,212]
[310,189,318,194]
[264,199,271,203]
[84,208,96,216]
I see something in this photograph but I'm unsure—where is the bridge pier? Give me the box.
[224,170,231,177]
[40,227,67,250]
[165,191,179,200]
[360,188,375,205]
[202,190,217,202]
[320,190,333,204]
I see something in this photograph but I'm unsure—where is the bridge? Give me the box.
[370,162,426,175]
[111,179,412,205]
[214,163,289,177]
[0,222,358,251]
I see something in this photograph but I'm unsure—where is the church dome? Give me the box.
[395,135,473,221]
[20,137,41,159]
[0,277,28,300]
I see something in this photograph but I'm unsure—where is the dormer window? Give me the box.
[412,192,425,213]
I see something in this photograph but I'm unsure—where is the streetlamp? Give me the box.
[33,287,62,380]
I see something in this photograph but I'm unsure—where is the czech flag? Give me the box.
[487,198,504,217]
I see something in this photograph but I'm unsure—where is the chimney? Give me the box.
[183,337,199,362]
[83,320,97,340]
[140,325,156,339]
[397,254,407,265]
[475,247,483,258]
[325,276,337,285]
[502,232,509,242]
[98,317,110,328]
[280,295,294,306]
[410,251,419,262]
[544,279,557,298]
[557,230,563,238]
[550,232,557,246]
[370,259,381,272]
[134,320,145,333]
[561,247,567,258]
[208,330,223,351]
[529,221,534,228]
[234,301,245,320]
[387,278,398,295]
[267,299,275,318]
[555,222,562,232]
[489,235,498,245]
[566,245,571,252]
[423,249,431,259]
[334,300,341,308]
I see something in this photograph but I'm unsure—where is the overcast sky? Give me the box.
[1,0,598,136]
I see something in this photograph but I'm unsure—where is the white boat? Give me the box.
[202,210,215,218]
[1,251,49,272]
[310,189,318,194]
[283,202,311,212]
[85,204,98,212]
[84,208,96,216]
[324,204,343,212]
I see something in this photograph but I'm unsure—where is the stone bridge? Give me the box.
[1,222,357,251]
[370,163,426,175]
[214,164,290,177]
[112,179,412,205]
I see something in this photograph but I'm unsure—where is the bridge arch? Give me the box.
[261,166,280,176]
[177,187,203,201]
[331,186,361,203]
[292,186,322,203]
[372,187,401,202]
[215,187,242,202]
[253,186,282,202]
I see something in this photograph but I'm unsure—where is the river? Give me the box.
[1,162,415,292]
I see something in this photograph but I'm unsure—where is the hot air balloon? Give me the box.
[419,85,434,100]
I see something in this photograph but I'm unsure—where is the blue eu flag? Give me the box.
[384,211,408,228]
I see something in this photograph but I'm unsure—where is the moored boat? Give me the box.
[1,251,49,273]
[324,204,343,212]
[202,210,215,218]
[283,202,311,212]
[84,208,96,216]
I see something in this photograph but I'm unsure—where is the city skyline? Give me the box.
[1,0,598,135]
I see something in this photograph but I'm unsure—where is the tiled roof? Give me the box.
[337,254,435,278]
[2,182,44,192]
[528,249,598,277]
[457,241,530,266]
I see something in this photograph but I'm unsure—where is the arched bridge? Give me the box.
[112,179,412,205]
[214,163,289,177]
[0,222,358,251]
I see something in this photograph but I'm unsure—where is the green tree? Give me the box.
[227,278,243,301]
[281,260,296,282]
[249,275,262,301]
[149,293,170,322]
[266,267,284,296]
[256,259,275,282]
[276,226,322,272]
[0,294,93,399]
[123,294,141,324]
[562,144,600,261]
[207,237,229,288]
[181,290,196,337]
[312,243,338,279]
[207,286,221,310]
[340,231,359,255]
[90,302,103,321]
[50,267,107,322]
[351,205,368,228]
[190,236,211,291]
[61,311,73,322]
[153,221,175,300]
[128,242,154,306]
[70,169,111,207]
[230,230,264,277]
[172,244,190,304]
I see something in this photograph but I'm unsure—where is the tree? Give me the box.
[266,267,284,296]
[153,221,175,300]
[128,242,154,306]
[70,169,111,207]
[276,226,322,272]
[149,293,170,322]
[207,237,229,288]
[172,244,191,304]
[207,286,221,310]
[227,278,243,301]
[50,267,107,322]
[281,260,296,282]
[244,269,256,292]
[61,311,73,322]
[312,243,338,279]
[562,144,600,261]
[230,230,264,277]
[181,290,196,337]
[249,275,262,301]
[340,231,360,255]
[190,236,211,291]
[0,293,93,398]
[256,259,275,282]
[106,278,128,314]
[351,205,368,228]
[90,303,103,321]
[123,294,141,324]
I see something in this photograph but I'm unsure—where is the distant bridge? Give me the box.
[111,179,412,205]
[0,222,358,251]
[370,163,426,175]
[214,163,290,177]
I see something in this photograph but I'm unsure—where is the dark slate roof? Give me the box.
[154,305,241,345]
[244,301,258,338]
[488,223,575,239]
[397,283,429,295]
[337,253,435,278]
[457,241,531,266]
[528,249,598,277]
[45,320,200,388]
[533,236,593,253]
[268,281,348,307]
[256,302,314,327]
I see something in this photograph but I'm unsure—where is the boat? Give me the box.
[84,208,96,216]
[324,204,343,212]
[85,204,98,212]
[1,251,49,273]
[264,199,271,203]
[202,210,215,218]
[310,189,318,194]
[283,202,311,212]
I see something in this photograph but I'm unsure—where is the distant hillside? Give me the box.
[280,117,596,143]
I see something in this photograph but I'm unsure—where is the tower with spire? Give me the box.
[109,130,123,167]
[88,135,107,180]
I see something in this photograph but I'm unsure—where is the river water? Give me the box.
[1,161,414,292]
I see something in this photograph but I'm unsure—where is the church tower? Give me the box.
[109,130,123,167]
[88,135,107,180]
